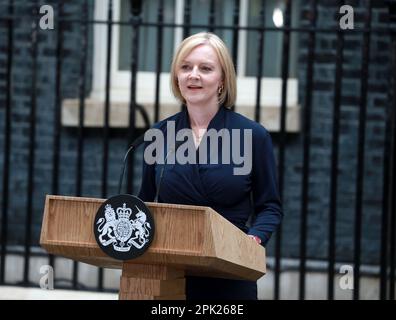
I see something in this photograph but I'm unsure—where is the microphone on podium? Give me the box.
[117,133,146,195]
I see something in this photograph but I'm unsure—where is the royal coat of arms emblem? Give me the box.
[93,195,155,260]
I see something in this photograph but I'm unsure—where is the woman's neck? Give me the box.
[186,103,219,129]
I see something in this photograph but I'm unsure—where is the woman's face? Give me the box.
[177,44,223,107]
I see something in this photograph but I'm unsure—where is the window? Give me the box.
[118,0,175,72]
[62,0,300,132]
[246,0,300,78]
[117,0,299,77]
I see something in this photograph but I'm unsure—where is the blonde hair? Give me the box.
[170,32,237,108]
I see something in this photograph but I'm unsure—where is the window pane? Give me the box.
[246,0,300,77]
[188,0,236,62]
[119,0,175,72]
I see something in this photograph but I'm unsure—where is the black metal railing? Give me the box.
[0,0,395,300]
[299,0,317,300]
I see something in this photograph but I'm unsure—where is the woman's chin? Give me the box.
[184,95,217,106]
[185,96,205,105]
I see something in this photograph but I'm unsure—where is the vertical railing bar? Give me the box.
[299,0,317,301]
[126,0,142,194]
[386,8,396,301]
[73,0,89,289]
[208,0,215,33]
[0,0,14,285]
[154,0,164,123]
[389,32,396,299]
[379,17,396,301]
[23,1,39,286]
[274,0,292,300]
[48,0,64,271]
[183,0,191,39]
[180,0,192,112]
[390,163,396,301]
[328,0,345,300]
[98,0,114,292]
[353,0,372,301]
[231,0,240,111]
[232,0,240,70]
[254,0,266,123]
[379,69,391,300]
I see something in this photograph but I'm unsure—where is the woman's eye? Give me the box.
[201,66,212,71]
[181,65,190,70]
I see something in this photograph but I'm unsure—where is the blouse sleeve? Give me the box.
[248,127,283,246]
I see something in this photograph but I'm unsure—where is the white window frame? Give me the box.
[65,0,299,131]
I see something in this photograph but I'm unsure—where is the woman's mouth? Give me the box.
[187,86,202,90]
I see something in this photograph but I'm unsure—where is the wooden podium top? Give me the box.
[40,195,266,281]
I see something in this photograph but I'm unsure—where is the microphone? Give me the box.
[117,133,146,195]
[154,139,185,202]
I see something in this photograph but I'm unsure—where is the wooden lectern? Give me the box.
[40,195,266,300]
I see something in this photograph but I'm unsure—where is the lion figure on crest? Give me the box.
[96,204,117,243]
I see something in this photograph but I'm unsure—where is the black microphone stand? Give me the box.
[117,134,145,195]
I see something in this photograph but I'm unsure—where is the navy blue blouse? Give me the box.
[138,106,282,246]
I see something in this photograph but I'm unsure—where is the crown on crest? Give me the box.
[116,203,132,219]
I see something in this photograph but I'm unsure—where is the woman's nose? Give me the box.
[188,66,199,79]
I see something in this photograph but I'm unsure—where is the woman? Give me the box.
[139,32,282,300]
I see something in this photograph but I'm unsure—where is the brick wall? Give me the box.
[272,0,390,265]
